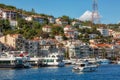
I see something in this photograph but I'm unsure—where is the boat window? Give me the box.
[44,59,47,62]
[57,59,61,62]
[49,59,54,62]
[52,55,55,58]
[80,64,85,67]
[0,61,10,64]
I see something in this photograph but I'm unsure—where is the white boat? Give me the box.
[14,56,31,68]
[0,51,31,68]
[63,59,72,65]
[97,59,110,65]
[117,61,120,64]
[72,61,97,72]
[42,53,65,67]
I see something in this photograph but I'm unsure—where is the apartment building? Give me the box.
[26,40,40,57]
[0,34,25,50]
[0,9,17,20]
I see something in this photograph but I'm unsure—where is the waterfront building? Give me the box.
[26,40,40,57]
[0,34,25,51]
[0,42,3,52]
[69,44,81,59]
[64,40,82,59]
[79,44,91,57]
[39,39,57,56]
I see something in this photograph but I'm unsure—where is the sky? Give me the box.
[0,0,120,24]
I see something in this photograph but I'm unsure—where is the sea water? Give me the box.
[0,64,120,80]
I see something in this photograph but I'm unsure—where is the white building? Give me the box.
[26,40,40,57]
[55,18,68,25]
[9,20,18,27]
[25,16,33,21]
[42,25,52,33]
[32,15,45,24]
[97,28,109,37]
[72,21,81,27]
[68,44,81,59]
[48,17,55,24]
[55,35,63,42]
[0,9,17,20]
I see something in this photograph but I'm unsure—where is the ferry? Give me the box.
[0,51,31,68]
[41,52,65,67]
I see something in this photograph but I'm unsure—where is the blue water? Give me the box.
[0,64,120,80]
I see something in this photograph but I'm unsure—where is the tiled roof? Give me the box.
[95,43,112,48]
[44,25,51,28]
[10,34,20,38]
[65,25,71,28]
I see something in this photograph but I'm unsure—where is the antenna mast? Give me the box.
[92,0,100,26]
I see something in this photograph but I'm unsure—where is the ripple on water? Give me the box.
[0,64,120,80]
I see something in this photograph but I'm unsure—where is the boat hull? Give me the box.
[73,66,97,72]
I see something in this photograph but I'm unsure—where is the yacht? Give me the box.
[72,61,97,72]
[41,52,65,67]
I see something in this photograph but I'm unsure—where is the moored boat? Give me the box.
[0,51,31,69]
[41,52,65,67]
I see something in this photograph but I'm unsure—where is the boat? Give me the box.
[97,59,110,65]
[14,56,31,68]
[0,51,31,68]
[117,61,120,64]
[72,61,97,72]
[63,59,72,65]
[41,52,65,67]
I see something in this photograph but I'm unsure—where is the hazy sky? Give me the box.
[0,0,120,24]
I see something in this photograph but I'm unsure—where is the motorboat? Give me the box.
[72,61,97,72]
[97,59,110,65]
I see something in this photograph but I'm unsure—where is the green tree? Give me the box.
[51,26,64,35]
[0,19,11,34]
